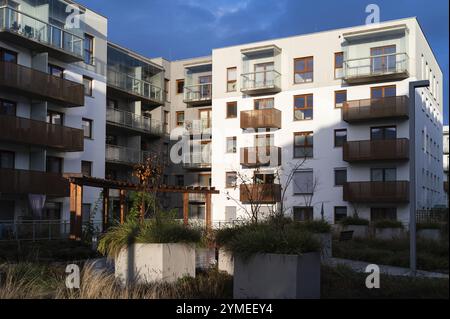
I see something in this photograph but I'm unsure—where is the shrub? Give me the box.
[340,216,369,226]
[417,222,442,230]
[295,220,332,233]
[374,219,404,229]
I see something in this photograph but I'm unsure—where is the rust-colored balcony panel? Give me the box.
[342,96,409,123]
[0,115,84,152]
[240,183,281,204]
[240,146,282,167]
[240,108,282,129]
[343,181,409,203]
[343,138,409,162]
[0,62,84,107]
[0,168,69,197]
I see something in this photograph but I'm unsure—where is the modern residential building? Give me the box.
[0,0,107,228]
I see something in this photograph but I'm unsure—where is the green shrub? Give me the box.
[374,219,404,229]
[340,216,369,226]
[417,222,442,230]
[295,220,332,233]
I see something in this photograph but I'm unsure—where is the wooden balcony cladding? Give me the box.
[240,108,282,129]
[0,168,69,197]
[0,62,84,107]
[343,181,409,203]
[343,138,409,162]
[342,95,409,123]
[240,183,282,204]
[0,115,84,152]
[240,146,282,167]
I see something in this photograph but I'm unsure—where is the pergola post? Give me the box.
[69,182,83,241]
[183,192,189,226]
[205,193,212,229]
[120,189,126,224]
[103,187,109,232]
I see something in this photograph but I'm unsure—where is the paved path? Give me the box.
[324,257,449,279]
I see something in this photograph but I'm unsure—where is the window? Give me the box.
[294,56,313,83]
[0,150,14,169]
[255,134,274,147]
[176,79,184,94]
[227,67,237,92]
[0,99,16,116]
[370,207,397,221]
[83,76,93,96]
[254,98,274,110]
[334,207,347,223]
[334,168,347,186]
[294,94,313,120]
[164,111,169,133]
[293,170,314,195]
[226,101,237,118]
[335,90,347,108]
[48,64,64,78]
[293,207,313,221]
[81,161,92,177]
[176,111,185,127]
[371,126,396,140]
[226,137,237,153]
[225,172,237,188]
[82,118,93,138]
[46,110,63,125]
[334,129,347,147]
[46,156,63,174]
[225,206,237,221]
[84,34,94,65]
[199,109,212,130]
[82,204,91,223]
[371,85,396,98]
[371,168,397,182]
[164,79,170,102]
[370,45,396,73]
[176,175,184,187]
[254,173,275,184]
[0,48,17,63]
[254,62,274,87]
[334,52,344,79]
[294,132,313,158]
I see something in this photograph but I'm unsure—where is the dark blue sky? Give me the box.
[77,0,449,124]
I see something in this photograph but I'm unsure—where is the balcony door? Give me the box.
[255,134,274,148]
[254,172,275,184]
[198,75,211,99]
[254,98,274,110]
[371,168,397,182]
[371,126,397,140]
[199,109,212,130]
[371,85,396,99]
[371,45,396,74]
[254,62,274,87]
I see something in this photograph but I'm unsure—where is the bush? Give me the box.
[417,222,442,230]
[295,220,332,233]
[340,216,369,226]
[374,219,404,229]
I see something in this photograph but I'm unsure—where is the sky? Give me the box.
[76,0,449,124]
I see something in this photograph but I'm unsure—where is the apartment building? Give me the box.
[0,0,107,226]
[444,125,449,203]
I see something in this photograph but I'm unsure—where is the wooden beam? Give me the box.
[75,184,83,241]
[205,193,212,230]
[183,192,189,226]
[103,188,109,232]
[120,189,126,225]
[69,182,76,240]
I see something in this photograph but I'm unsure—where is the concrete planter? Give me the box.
[233,252,321,299]
[218,248,234,275]
[115,243,195,285]
[313,233,332,260]
[375,227,404,240]
[417,229,441,241]
[344,225,369,238]
[195,247,216,270]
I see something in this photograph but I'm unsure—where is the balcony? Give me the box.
[0,115,83,152]
[106,145,151,166]
[343,139,409,162]
[342,95,409,123]
[343,181,409,203]
[0,61,84,106]
[184,119,212,137]
[240,146,282,167]
[241,70,281,95]
[184,83,212,106]
[0,168,69,197]
[0,6,84,62]
[240,108,282,130]
[240,183,281,204]
[106,108,163,137]
[343,52,409,84]
[182,151,211,170]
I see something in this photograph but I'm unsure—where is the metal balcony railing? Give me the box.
[240,183,282,204]
[106,108,163,136]
[241,70,281,93]
[184,83,212,105]
[240,146,282,167]
[182,151,211,169]
[343,181,410,203]
[106,145,153,165]
[343,139,409,162]
[184,119,212,136]
[240,108,282,129]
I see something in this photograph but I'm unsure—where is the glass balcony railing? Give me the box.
[184,118,212,136]
[241,70,281,93]
[184,83,212,105]
[0,6,83,59]
[106,145,153,165]
[183,151,211,169]
[107,67,163,105]
[106,107,163,136]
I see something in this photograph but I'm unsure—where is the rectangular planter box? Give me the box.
[344,225,369,238]
[313,233,332,260]
[195,247,216,270]
[417,229,441,241]
[233,252,320,299]
[218,248,234,275]
[115,243,195,285]
[375,227,404,240]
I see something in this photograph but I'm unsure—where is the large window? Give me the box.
[254,98,274,110]
[81,161,92,177]
[46,156,63,174]
[225,172,237,188]
[227,67,237,92]
[335,90,347,108]
[0,150,14,169]
[84,34,94,65]
[370,45,396,73]
[176,111,185,127]
[371,168,397,182]
[334,207,347,223]
[294,56,313,83]
[47,110,63,125]
[294,94,313,120]
[293,207,313,221]
[371,126,396,140]
[371,207,397,221]
[83,76,93,96]
[226,137,237,153]
[294,132,313,158]
[0,99,16,116]
[82,118,93,139]
[48,64,64,78]
[334,168,347,186]
[334,129,347,147]
[293,170,314,195]
[226,101,237,118]
[254,62,274,87]
[371,85,396,98]
[334,52,344,79]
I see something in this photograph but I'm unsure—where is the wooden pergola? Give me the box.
[67,176,219,241]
